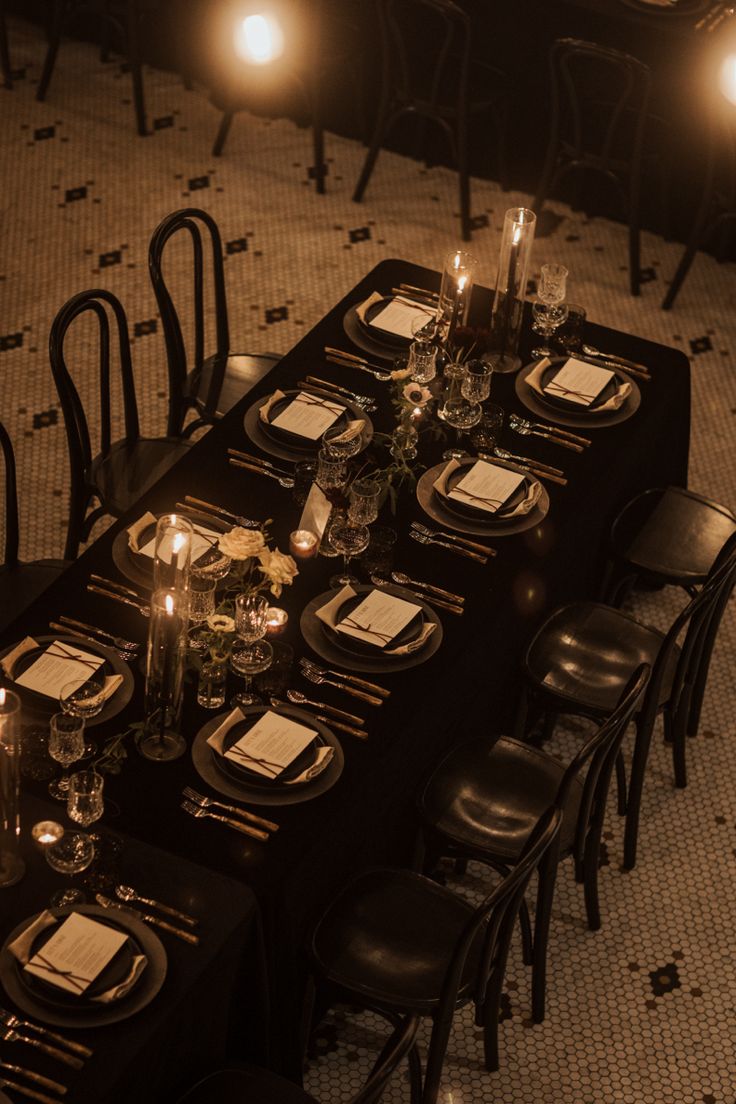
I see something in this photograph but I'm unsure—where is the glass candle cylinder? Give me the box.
[488,207,536,373]
[0,688,24,888]
[153,513,194,597]
[141,588,187,761]
[437,250,478,346]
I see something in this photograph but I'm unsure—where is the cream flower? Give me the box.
[206,613,235,634]
[257,547,299,598]
[218,526,266,561]
[402,382,432,407]
[390,366,412,381]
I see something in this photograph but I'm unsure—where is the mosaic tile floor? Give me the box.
[1,16,735,1104]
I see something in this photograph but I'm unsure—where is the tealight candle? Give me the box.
[32,820,65,850]
[265,607,289,636]
[289,529,319,559]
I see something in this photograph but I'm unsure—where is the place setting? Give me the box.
[342,286,437,361]
[243,383,374,463]
[416,455,550,538]
[190,702,345,806]
[111,506,233,590]
[0,903,168,1030]
[515,355,642,429]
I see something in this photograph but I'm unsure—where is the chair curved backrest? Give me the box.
[49,288,140,559]
[0,418,20,568]
[556,664,650,867]
[379,0,471,126]
[148,207,230,436]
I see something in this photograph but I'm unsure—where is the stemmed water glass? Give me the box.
[531,263,569,359]
[439,363,483,460]
[322,423,363,462]
[316,447,349,559]
[59,674,106,759]
[47,713,86,800]
[328,478,380,588]
[230,593,273,707]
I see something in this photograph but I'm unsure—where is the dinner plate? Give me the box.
[320,590,426,658]
[416,461,550,538]
[354,295,410,349]
[300,584,443,674]
[434,458,534,522]
[619,0,709,13]
[18,915,143,1012]
[0,635,134,727]
[211,711,327,790]
[0,905,166,1028]
[342,303,403,361]
[111,509,230,589]
[244,388,374,463]
[515,361,641,430]
[192,705,344,805]
[530,358,624,414]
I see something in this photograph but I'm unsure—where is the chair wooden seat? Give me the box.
[184,352,277,422]
[89,437,192,517]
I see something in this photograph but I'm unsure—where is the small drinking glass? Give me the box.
[556,302,587,354]
[196,655,228,709]
[67,769,105,829]
[408,314,439,383]
[348,478,381,527]
[461,360,493,404]
[469,403,505,452]
[531,263,569,359]
[329,519,371,588]
[292,460,318,506]
[316,448,349,559]
[47,713,85,801]
[188,577,217,624]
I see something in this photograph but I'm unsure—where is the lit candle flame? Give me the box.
[513,224,522,245]
[173,532,185,555]
[235,13,285,65]
[165,593,175,615]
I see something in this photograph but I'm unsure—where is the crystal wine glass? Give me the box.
[47,713,85,801]
[33,820,95,908]
[438,362,483,460]
[408,314,439,383]
[59,674,106,759]
[531,262,569,359]
[329,518,371,588]
[231,593,273,706]
[67,769,105,830]
[316,447,349,559]
[322,423,363,461]
[348,478,381,527]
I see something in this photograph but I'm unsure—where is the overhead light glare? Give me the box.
[234,13,285,66]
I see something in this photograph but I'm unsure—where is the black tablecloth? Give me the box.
[1,258,691,1080]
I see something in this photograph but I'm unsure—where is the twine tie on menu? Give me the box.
[339,616,394,643]
[32,954,91,993]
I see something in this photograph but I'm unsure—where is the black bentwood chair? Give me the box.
[49,288,192,561]
[416,667,648,1028]
[515,533,736,871]
[0,420,68,633]
[352,0,509,242]
[602,485,736,606]
[532,38,655,296]
[174,1024,419,1104]
[149,207,279,438]
[308,807,562,1104]
[36,0,153,136]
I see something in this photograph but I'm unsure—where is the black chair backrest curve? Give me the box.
[436,805,562,1019]
[545,37,651,200]
[49,288,141,560]
[556,665,650,867]
[149,207,230,437]
[0,419,20,568]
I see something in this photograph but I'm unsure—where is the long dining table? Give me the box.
[0,258,691,1094]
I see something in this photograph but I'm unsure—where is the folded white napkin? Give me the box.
[316,585,436,655]
[433,460,542,517]
[206,708,333,783]
[127,511,158,553]
[258,389,287,424]
[355,291,384,326]
[9,911,148,1003]
[328,419,365,443]
[527,358,631,411]
[1,636,38,677]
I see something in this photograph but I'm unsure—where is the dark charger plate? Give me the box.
[434,458,534,522]
[260,389,350,450]
[320,589,426,658]
[531,357,624,415]
[111,509,229,590]
[0,635,134,726]
[212,711,327,790]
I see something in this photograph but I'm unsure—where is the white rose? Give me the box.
[257,547,299,598]
[218,526,266,561]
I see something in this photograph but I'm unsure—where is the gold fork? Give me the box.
[180,800,269,841]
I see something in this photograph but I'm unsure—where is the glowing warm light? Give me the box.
[165,593,175,615]
[720,54,736,105]
[0,688,5,707]
[235,13,285,65]
[173,532,185,555]
[513,224,522,245]
[458,275,467,293]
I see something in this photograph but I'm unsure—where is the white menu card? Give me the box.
[24,912,128,996]
[223,710,316,779]
[369,298,434,339]
[300,484,332,542]
[271,392,343,439]
[138,522,222,564]
[544,358,615,407]
[336,589,422,648]
[449,460,525,515]
[15,640,105,699]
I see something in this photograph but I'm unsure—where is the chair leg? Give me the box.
[669,704,689,790]
[614,748,627,816]
[212,111,234,157]
[517,896,534,967]
[582,794,609,932]
[126,2,147,137]
[481,967,503,1072]
[531,841,559,1023]
[312,119,326,195]
[422,1010,454,1104]
[36,0,64,102]
[623,716,654,870]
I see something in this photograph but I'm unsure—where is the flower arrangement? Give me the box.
[217,525,298,599]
